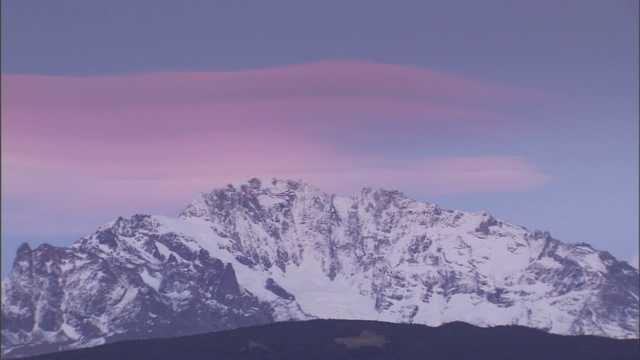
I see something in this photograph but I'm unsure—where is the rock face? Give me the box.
[2,178,639,357]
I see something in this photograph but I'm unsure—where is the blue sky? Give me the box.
[2,0,638,275]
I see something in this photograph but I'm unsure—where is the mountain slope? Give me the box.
[2,178,638,357]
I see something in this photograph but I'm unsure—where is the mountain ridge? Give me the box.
[2,177,638,357]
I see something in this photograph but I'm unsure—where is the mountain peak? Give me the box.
[2,178,638,357]
[11,242,33,273]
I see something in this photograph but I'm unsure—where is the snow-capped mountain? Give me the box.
[2,178,639,357]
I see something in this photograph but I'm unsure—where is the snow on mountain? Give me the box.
[2,178,638,357]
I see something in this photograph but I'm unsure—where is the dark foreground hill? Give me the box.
[15,319,640,360]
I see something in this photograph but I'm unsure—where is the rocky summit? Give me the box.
[2,178,639,357]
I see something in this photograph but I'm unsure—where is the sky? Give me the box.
[1,0,638,276]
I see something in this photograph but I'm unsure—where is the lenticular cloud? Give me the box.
[2,61,550,237]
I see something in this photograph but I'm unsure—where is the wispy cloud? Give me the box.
[2,61,551,236]
[3,61,546,143]
[3,61,544,108]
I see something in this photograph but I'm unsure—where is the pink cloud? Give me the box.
[2,61,546,144]
[2,61,551,237]
[3,151,550,237]
[3,98,497,143]
[3,61,544,109]
[4,123,549,194]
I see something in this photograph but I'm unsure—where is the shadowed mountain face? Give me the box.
[2,178,639,357]
[12,320,640,360]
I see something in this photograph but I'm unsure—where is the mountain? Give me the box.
[2,178,639,357]
[13,319,640,360]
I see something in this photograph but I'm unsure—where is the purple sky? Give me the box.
[2,0,638,275]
